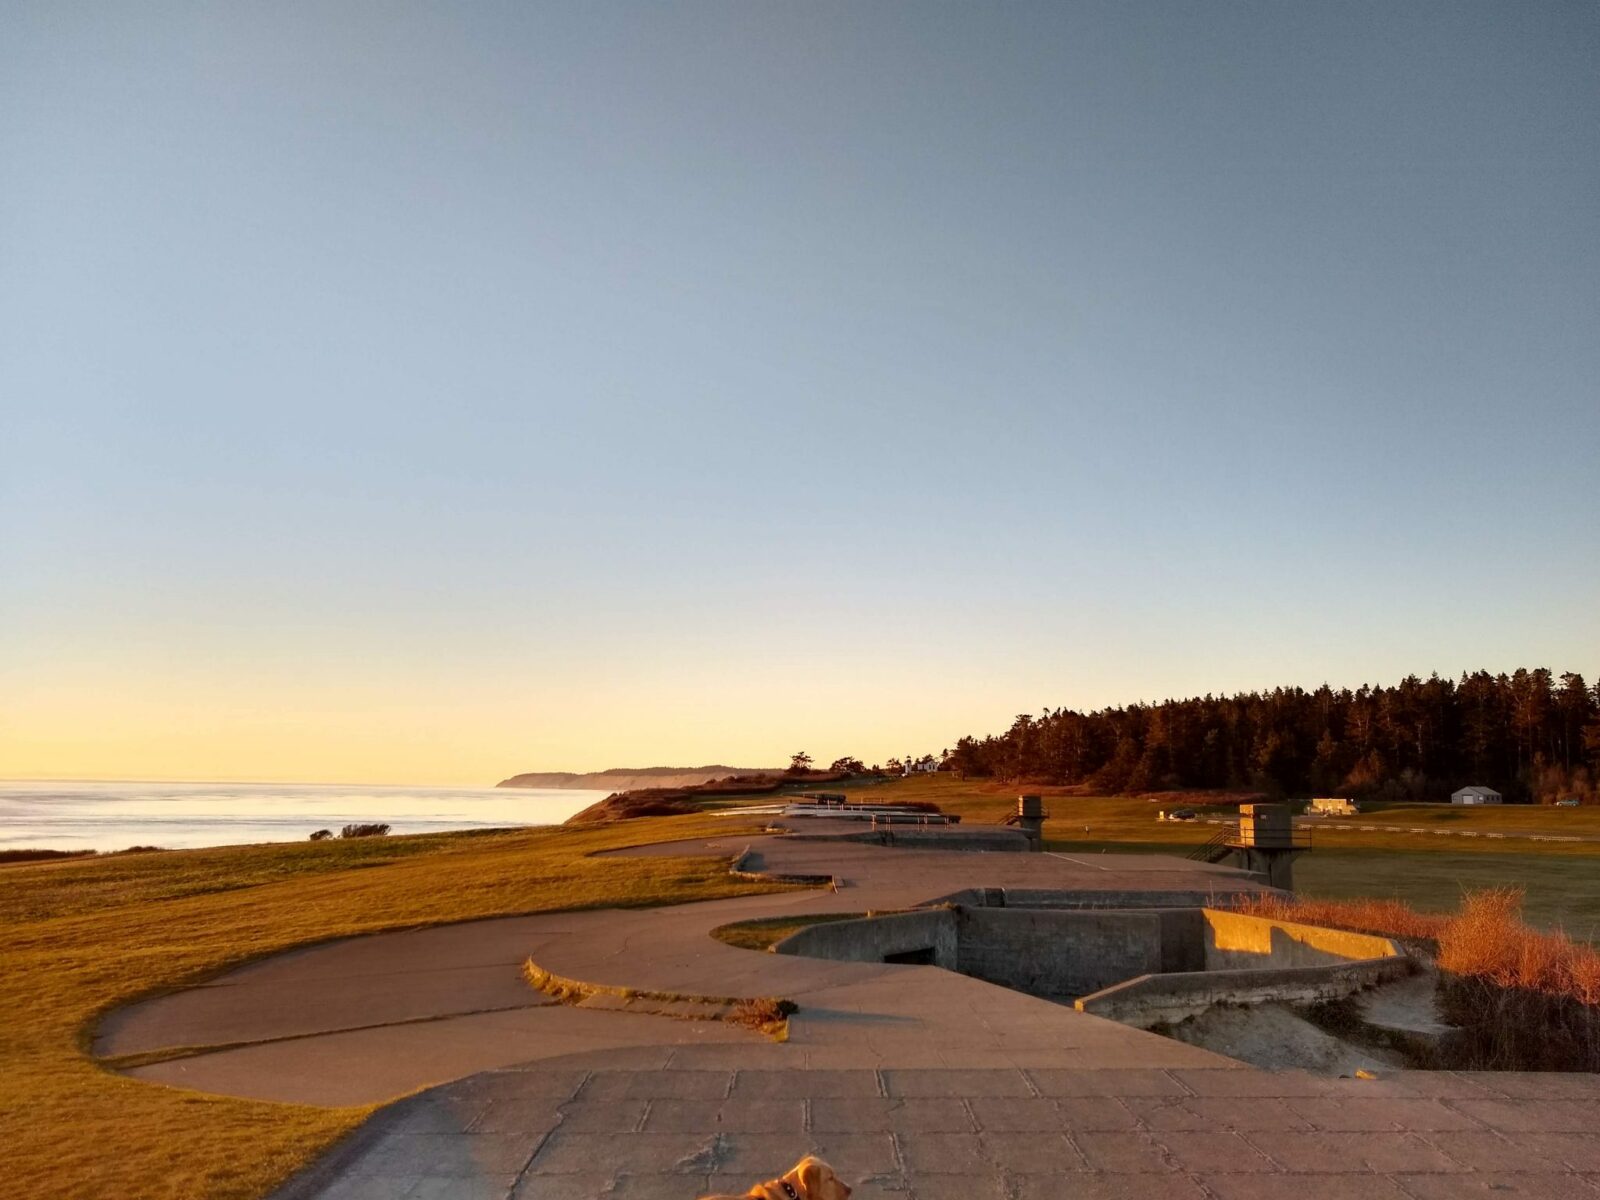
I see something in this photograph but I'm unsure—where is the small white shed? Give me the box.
[1451,785,1503,805]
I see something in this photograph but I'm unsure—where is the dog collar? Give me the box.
[779,1182,799,1200]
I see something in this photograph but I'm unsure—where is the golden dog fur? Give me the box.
[699,1154,852,1200]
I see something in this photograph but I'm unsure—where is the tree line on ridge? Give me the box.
[941,669,1600,803]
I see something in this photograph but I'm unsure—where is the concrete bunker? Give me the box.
[772,899,1410,1036]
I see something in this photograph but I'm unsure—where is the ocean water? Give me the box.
[0,780,608,852]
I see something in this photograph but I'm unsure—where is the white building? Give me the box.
[1309,797,1359,816]
[1451,785,1503,805]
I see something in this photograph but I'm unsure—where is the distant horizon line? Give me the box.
[0,764,794,789]
[0,775,533,789]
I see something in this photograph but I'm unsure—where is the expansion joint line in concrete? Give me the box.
[96,1001,551,1070]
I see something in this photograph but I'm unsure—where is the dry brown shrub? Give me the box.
[1230,892,1446,942]
[1436,887,1600,998]
[729,997,797,1033]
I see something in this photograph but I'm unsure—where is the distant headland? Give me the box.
[495,765,783,791]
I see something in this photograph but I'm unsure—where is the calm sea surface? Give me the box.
[0,780,608,852]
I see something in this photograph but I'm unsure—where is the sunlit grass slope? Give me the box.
[1,816,785,1200]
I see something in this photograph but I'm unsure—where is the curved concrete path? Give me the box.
[99,831,1600,1199]
[100,833,1253,1104]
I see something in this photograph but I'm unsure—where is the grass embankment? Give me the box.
[1238,888,1600,1070]
[1,815,791,1200]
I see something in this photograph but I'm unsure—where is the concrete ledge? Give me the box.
[728,844,837,888]
[1075,955,1414,1028]
[1201,908,1402,969]
[771,909,958,967]
[916,888,1262,910]
[777,828,1030,852]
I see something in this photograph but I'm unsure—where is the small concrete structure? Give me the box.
[1238,803,1295,847]
[1004,794,1048,851]
[1231,802,1308,890]
[1452,784,1503,805]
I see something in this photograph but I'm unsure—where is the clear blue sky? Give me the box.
[3,2,1597,782]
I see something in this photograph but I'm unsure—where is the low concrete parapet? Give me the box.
[1201,908,1402,970]
[779,827,1028,852]
[1075,955,1413,1028]
[728,845,837,888]
[916,888,1261,911]
[772,909,958,968]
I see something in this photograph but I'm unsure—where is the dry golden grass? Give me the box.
[0,816,788,1200]
[1434,888,1600,1069]
[1235,886,1600,1070]
[1434,887,1600,1003]
[1231,891,1449,942]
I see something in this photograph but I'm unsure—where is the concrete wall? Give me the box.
[772,909,958,968]
[954,908,1165,998]
[1154,907,1207,973]
[771,904,1403,1018]
[920,888,1262,911]
[1200,909,1401,970]
[1076,957,1413,1028]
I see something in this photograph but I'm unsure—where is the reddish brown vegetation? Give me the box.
[1233,892,1447,942]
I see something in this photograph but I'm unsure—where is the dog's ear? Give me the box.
[792,1156,839,1197]
[793,1157,822,1195]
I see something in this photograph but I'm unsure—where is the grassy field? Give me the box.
[1,815,787,1200]
[1323,800,1600,837]
[745,776,1600,936]
[1295,850,1600,939]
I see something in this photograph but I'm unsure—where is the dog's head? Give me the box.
[778,1155,852,1200]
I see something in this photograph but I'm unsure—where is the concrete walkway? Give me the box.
[95,830,1600,1198]
[283,1051,1600,1200]
[99,833,1255,1104]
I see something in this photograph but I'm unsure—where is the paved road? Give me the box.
[1197,816,1600,846]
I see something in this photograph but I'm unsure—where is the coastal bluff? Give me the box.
[495,765,781,791]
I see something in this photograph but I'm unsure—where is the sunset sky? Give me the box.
[3,2,1597,784]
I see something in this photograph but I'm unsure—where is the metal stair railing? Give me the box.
[1186,825,1234,863]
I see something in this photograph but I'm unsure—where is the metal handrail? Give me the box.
[1229,827,1315,851]
[1186,827,1233,861]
